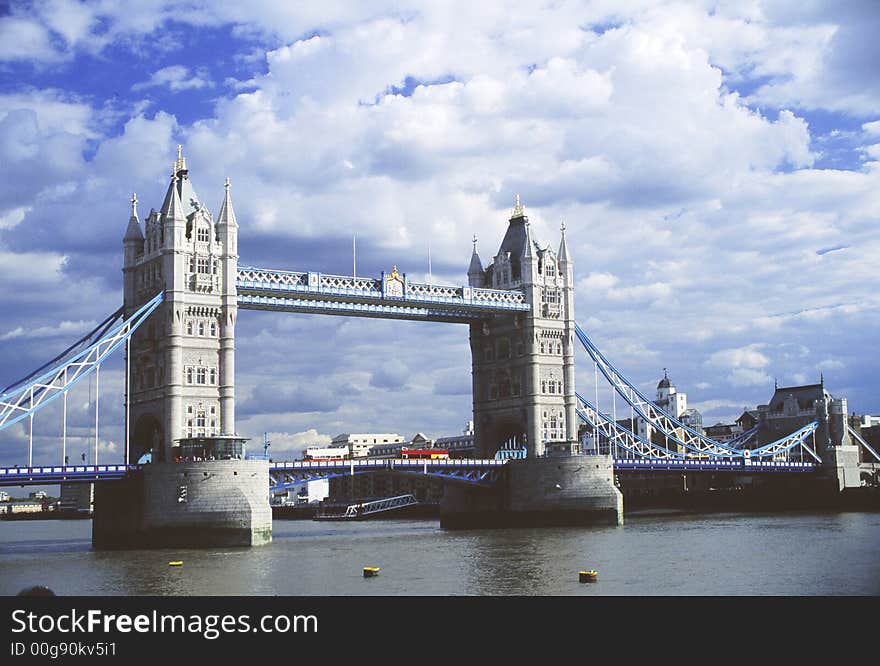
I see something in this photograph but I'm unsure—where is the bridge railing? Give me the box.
[236,266,529,312]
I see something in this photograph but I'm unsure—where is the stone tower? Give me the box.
[122,147,239,462]
[468,197,577,458]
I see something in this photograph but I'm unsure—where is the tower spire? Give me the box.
[175,144,187,174]
[558,219,570,264]
[217,176,238,228]
[124,192,144,242]
[511,194,525,219]
[161,168,186,223]
[468,234,484,286]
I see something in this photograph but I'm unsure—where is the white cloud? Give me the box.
[132,65,214,93]
[2,1,880,466]
[0,206,31,230]
[706,345,770,370]
[0,319,96,342]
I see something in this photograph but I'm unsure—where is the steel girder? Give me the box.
[236,265,530,322]
[268,458,507,492]
[0,292,164,433]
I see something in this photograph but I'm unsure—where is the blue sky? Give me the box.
[1,0,878,465]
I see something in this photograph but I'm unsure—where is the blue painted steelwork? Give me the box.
[613,459,816,472]
[575,324,821,462]
[268,458,508,492]
[495,439,527,460]
[1,307,123,395]
[576,391,820,463]
[236,266,529,322]
[726,424,760,449]
[575,324,740,457]
[577,391,683,459]
[326,494,419,519]
[848,425,880,462]
[0,292,165,433]
[0,464,137,486]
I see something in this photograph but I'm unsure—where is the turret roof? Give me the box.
[123,193,144,242]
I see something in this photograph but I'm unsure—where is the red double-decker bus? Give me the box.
[400,448,449,460]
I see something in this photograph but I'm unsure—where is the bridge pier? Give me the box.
[93,460,271,549]
[440,455,623,528]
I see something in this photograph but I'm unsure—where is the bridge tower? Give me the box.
[123,148,239,462]
[94,148,269,549]
[443,198,623,528]
[468,197,577,458]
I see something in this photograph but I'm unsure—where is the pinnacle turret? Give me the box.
[124,192,144,242]
[468,235,484,285]
[161,168,186,224]
[558,220,570,265]
[217,177,238,229]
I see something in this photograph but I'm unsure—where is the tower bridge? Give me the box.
[1,148,874,547]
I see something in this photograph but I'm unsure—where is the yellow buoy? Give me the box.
[363,566,380,578]
[168,561,184,566]
[579,570,598,583]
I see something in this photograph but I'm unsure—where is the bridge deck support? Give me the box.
[93,460,271,549]
[440,455,623,528]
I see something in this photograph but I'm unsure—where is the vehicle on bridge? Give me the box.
[401,448,449,460]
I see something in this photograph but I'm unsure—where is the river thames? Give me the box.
[1,511,878,596]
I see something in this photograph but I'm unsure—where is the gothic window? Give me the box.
[198,321,205,336]
[197,257,210,274]
[209,405,216,415]
[186,321,193,335]
[543,288,559,305]
[545,262,556,278]
[196,367,207,384]
[541,380,547,393]
[196,412,206,429]
[186,367,193,384]
[540,342,546,354]
[499,372,511,398]
[210,321,217,336]
[197,227,209,243]
[209,368,216,385]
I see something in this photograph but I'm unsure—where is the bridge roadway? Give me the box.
[0,457,819,488]
[236,266,531,322]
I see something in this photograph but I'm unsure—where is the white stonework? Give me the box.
[123,151,239,462]
[469,202,577,458]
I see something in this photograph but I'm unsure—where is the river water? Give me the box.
[1,511,878,596]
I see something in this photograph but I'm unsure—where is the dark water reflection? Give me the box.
[1,512,878,596]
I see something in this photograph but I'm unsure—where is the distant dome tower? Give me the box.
[655,368,687,418]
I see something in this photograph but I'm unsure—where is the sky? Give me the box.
[0,0,878,466]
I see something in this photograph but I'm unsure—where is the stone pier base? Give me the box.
[440,455,623,528]
[93,460,272,549]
